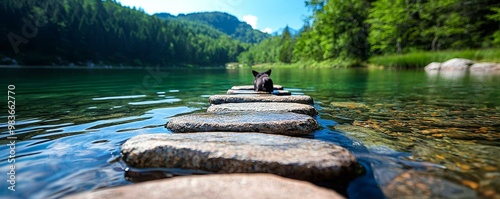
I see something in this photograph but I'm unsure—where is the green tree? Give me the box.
[0,0,248,67]
[487,7,500,46]
[293,24,323,62]
[301,0,371,62]
[420,0,469,51]
[237,36,281,65]
[279,26,293,63]
[367,0,416,54]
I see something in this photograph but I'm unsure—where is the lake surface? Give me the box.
[0,67,499,198]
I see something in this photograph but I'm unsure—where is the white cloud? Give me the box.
[261,28,273,33]
[242,15,258,29]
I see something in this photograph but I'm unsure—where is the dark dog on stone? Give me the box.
[252,69,274,93]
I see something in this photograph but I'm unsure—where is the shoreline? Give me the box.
[0,65,228,70]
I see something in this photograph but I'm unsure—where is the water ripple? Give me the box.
[92,95,147,100]
[0,106,197,199]
[128,98,181,105]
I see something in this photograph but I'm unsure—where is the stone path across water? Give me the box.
[226,89,292,95]
[65,174,345,199]
[166,112,318,135]
[231,84,284,90]
[207,102,317,116]
[121,133,358,181]
[68,85,359,198]
[209,94,314,105]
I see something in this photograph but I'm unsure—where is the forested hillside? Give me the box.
[0,0,250,66]
[2,0,499,68]
[238,0,500,67]
[155,12,269,44]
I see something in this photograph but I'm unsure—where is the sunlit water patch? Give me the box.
[0,106,196,199]
[128,98,182,105]
[92,95,147,100]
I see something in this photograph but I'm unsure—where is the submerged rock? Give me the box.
[381,170,476,199]
[207,102,317,116]
[209,94,314,105]
[121,132,358,181]
[65,174,345,199]
[166,112,318,136]
[331,102,367,109]
[333,124,415,152]
[231,85,284,90]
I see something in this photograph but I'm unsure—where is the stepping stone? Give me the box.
[65,174,345,199]
[209,95,314,105]
[226,89,291,96]
[166,112,318,136]
[231,85,284,90]
[207,102,317,116]
[120,133,359,181]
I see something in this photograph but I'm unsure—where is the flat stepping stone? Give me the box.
[166,112,318,136]
[207,102,317,116]
[227,89,291,96]
[65,174,345,199]
[231,85,283,90]
[120,133,358,181]
[209,94,314,105]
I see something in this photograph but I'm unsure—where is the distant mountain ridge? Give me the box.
[272,27,299,36]
[154,12,270,43]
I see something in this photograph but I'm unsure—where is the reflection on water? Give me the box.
[92,95,147,100]
[0,67,499,198]
[127,98,181,105]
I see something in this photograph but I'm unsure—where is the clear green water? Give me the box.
[0,67,499,198]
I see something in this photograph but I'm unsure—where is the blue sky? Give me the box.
[116,0,310,33]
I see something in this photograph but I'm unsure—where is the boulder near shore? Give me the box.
[425,58,500,74]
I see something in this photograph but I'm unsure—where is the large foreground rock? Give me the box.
[209,94,314,105]
[121,133,358,181]
[167,112,318,135]
[65,174,344,199]
[207,102,317,116]
[227,89,291,95]
[231,85,284,90]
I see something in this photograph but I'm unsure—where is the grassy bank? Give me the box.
[369,48,500,68]
[243,48,500,69]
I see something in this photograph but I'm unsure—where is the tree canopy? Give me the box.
[1,0,499,67]
[238,0,500,66]
[0,0,256,67]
